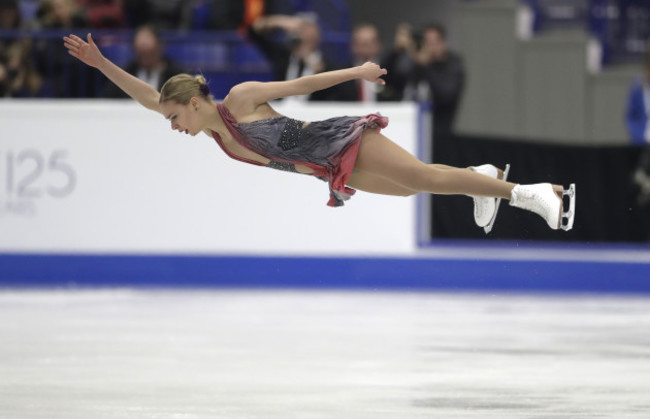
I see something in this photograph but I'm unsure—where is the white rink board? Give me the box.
[0,101,418,255]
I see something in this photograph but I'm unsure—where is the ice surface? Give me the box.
[0,289,649,418]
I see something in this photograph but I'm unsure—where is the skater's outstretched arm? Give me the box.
[228,62,387,108]
[63,33,162,113]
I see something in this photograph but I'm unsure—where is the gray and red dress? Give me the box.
[211,103,388,207]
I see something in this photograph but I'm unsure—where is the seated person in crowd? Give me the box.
[0,0,42,97]
[203,0,245,30]
[0,0,19,30]
[330,22,408,102]
[247,13,338,102]
[124,0,192,30]
[0,41,43,97]
[105,25,184,98]
[36,0,86,28]
[38,0,124,28]
[77,0,126,28]
[0,0,21,63]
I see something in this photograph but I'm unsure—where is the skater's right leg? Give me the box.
[355,130,516,199]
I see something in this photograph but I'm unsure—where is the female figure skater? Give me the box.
[63,34,575,232]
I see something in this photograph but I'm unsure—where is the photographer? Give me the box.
[402,23,465,159]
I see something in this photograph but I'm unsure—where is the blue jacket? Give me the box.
[625,77,650,145]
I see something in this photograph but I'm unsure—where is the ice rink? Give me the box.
[1,289,649,418]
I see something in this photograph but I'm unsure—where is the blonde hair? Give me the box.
[159,74,212,104]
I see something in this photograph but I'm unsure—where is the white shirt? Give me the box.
[285,51,322,103]
[136,67,162,90]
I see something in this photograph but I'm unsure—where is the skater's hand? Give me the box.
[358,61,387,85]
[63,33,104,69]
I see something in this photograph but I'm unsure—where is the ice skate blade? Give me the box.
[560,183,576,231]
[484,163,511,234]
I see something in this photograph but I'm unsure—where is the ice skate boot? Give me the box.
[509,183,576,230]
[469,164,511,234]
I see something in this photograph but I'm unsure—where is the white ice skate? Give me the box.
[469,163,511,234]
[509,183,576,231]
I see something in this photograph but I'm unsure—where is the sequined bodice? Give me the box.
[236,116,308,173]
[238,117,305,151]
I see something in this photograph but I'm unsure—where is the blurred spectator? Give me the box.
[105,25,184,97]
[0,0,43,97]
[350,23,382,65]
[381,23,417,101]
[402,22,465,152]
[0,0,19,29]
[198,0,268,31]
[625,48,650,145]
[350,22,383,102]
[124,0,191,29]
[331,22,407,102]
[34,0,95,97]
[0,42,43,97]
[201,0,245,30]
[247,13,335,101]
[77,0,126,28]
[626,43,650,207]
[36,0,86,28]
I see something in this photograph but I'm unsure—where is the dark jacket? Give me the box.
[407,50,465,136]
[104,59,185,98]
[246,24,340,101]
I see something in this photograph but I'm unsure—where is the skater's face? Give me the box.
[160,99,202,137]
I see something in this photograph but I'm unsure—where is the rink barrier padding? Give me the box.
[1,253,648,293]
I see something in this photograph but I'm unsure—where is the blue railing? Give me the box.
[0,28,350,99]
